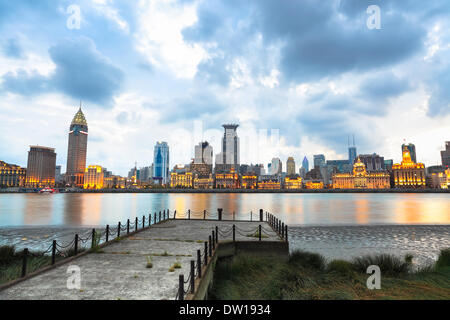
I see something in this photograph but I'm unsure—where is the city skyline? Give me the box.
[1,1,450,175]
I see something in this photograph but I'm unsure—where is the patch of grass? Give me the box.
[0,245,16,266]
[289,250,326,271]
[246,230,269,239]
[209,250,450,300]
[352,254,411,275]
[436,248,450,270]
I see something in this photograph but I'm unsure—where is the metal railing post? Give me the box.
[135,217,138,231]
[197,250,202,278]
[204,242,208,265]
[159,211,161,222]
[215,226,218,243]
[218,208,222,221]
[127,219,130,234]
[178,275,184,300]
[190,260,195,294]
[208,236,212,257]
[51,240,56,265]
[203,210,206,220]
[260,209,263,222]
[118,222,121,237]
[174,210,177,219]
[106,225,109,242]
[212,231,215,248]
[285,225,288,242]
[188,209,191,220]
[143,215,145,228]
[259,225,262,241]
[74,234,78,255]
[233,225,235,242]
[91,228,96,248]
[21,248,28,277]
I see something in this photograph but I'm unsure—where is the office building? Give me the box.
[270,158,282,175]
[348,135,357,165]
[301,156,309,173]
[332,157,390,189]
[66,107,88,187]
[441,141,450,168]
[286,157,296,176]
[0,161,26,188]
[25,146,56,187]
[153,142,170,184]
[392,145,426,188]
[83,165,104,189]
[215,124,240,172]
[359,153,385,171]
[402,143,417,163]
[313,154,325,169]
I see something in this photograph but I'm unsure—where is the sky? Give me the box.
[0,0,449,176]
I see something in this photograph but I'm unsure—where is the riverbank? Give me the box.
[1,188,450,193]
[210,249,450,300]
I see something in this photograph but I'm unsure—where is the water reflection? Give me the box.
[0,193,449,227]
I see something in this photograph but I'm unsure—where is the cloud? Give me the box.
[2,38,25,59]
[1,37,124,106]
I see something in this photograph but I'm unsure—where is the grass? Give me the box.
[209,249,450,300]
[0,245,52,285]
[246,230,269,239]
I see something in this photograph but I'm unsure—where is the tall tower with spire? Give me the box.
[66,104,88,187]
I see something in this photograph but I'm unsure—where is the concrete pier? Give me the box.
[0,220,283,300]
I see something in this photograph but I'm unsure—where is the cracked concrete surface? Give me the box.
[0,220,279,300]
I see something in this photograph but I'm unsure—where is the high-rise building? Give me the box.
[313,154,325,169]
[358,153,385,171]
[441,141,450,168]
[153,142,170,184]
[26,146,56,187]
[215,124,240,172]
[270,158,282,175]
[286,157,296,176]
[66,107,88,187]
[55,165,63,185]
[332,157,390,189]
[302,156,309,173]
[194,141,213,165]
[348,135,357,165]
[402,143,417,163]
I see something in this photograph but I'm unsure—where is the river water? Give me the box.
[1,193,449,266]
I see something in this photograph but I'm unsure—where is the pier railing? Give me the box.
[8,210,172,283]
[175,211,288,300]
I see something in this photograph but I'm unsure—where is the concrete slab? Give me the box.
[0,219,280,300]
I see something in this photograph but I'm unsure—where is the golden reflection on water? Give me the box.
[1,193,449,227]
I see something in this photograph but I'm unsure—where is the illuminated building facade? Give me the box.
[286,157,296,175]
[0,161,26,187]
[193,174,213,189]
[241,174,258,189]
[284,176,303,189]
[83,165,104,189]
[104,175,127,189]
[215,167,239,189]
[26,146,56,187]
[170,171,193,188]
[392,146,426,188]
[402,143,417,163]
[332,157,390,189]
[305,181,324,189]
[258,179,281,190]
[66,107,88,187]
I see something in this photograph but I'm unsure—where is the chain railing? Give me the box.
[172,208,269,222]
[175,216,288,300]
[14,209,172,281]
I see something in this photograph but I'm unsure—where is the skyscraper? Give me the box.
[270,158,282,175]
[286,157,296,176]
[348,135,357,165]
[215,124,240,172]
[313,154,325,169]
[26,146,56,187]
[153,141,170,184]
[194,141,213,165]
[441,141,450,168]
[66,106,88,187]
[302,156,309,173]
[402,143,416,163]
[358,153,385,171]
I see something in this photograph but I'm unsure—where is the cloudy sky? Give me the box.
[0,0,449,175]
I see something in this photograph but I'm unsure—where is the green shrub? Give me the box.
[352,254,410,275]
[435,248,450,269]
[327,260,355,275]
[289,250,326,271]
